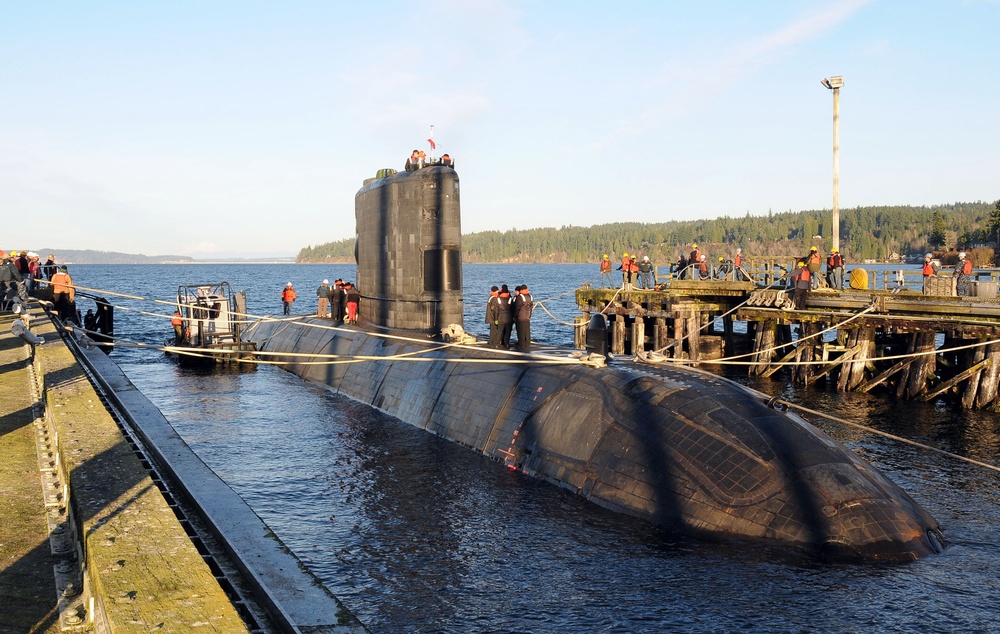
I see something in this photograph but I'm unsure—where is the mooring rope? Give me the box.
[673,363,1000,474]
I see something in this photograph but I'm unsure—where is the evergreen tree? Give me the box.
[930,211,947,247]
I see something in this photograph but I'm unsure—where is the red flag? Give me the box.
[427,138,436,149]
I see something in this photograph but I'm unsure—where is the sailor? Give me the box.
[170,310,184,345]
[485,286,502,348]
[344,282,361,323]
[513,285,534,350]
[440,153,455,168]
[329,279,345,324]
[316,279,330,318]
[11,304,44,346]
[281,282,296,315]
[497,284,514,348]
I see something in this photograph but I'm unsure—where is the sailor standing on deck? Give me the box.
[316,279,330,317]
[344,282,361,323]
[281,282,296,315]
[497,285,514,348]
[486,286,502,348]
[329,279,345,324]
[513,285,534,350]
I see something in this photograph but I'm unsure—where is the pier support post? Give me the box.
[752,319,776,376]
[631,317,645,355]
[574,315,589,350]
[975,342,1000,409]
[961,344,987,409]
[611,315,627,355]
[686,312,700,362]
[847,325,874,389]
[653,317,668,352]
[904,331,937,399]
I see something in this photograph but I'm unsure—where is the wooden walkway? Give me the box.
[575,271,1000,410]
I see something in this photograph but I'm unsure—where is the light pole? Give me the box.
[821,75,844,252]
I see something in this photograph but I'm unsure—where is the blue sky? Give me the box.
[2,1,998,258]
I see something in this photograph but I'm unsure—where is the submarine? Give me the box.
[244,163,945,561]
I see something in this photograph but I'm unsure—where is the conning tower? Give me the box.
[355,165,463,332]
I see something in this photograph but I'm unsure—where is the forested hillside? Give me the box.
[297,201,1000,264]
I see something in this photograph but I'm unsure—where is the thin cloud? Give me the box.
[594,0,873,147]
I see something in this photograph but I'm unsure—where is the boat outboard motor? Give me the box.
[585,313,610,360]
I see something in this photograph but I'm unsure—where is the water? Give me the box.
[69,263,1000,633]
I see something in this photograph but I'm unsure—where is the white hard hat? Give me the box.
[322,279,329,284]
[286,282,293,286]
[736,248,742,253]
[700,255,706,260]
[13,304,22,314]
[959,252,966,258]
[643,256,649,261]
[925,253,932,258]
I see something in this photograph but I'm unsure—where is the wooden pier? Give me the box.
[575,261,1000,410]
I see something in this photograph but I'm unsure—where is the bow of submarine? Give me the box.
[517,364,945,561]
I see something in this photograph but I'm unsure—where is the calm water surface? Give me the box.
[70,263,1000,633]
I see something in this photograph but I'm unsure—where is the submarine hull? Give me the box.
[245,318,943,561]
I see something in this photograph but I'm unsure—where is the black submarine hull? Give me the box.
[244,319,944,561]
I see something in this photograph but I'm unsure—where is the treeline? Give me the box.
[297,201,1000,264]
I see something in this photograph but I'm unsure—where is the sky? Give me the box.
[2,1,998,258]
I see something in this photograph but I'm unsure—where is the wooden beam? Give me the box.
[921,358,991,402]
[857,356,918,393]
[806,344,862,385]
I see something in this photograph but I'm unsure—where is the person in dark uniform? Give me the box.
[328,279,344,324]
[485,286,502,348]
[498,284,514,348]
[513,285,534,350]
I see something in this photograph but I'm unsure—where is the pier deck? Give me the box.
[576,276,1000,410]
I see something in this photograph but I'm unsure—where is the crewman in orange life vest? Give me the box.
[281,282,297,315]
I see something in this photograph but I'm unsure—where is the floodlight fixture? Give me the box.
[821,76,844,90]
